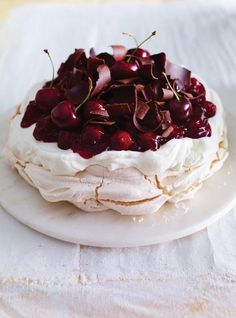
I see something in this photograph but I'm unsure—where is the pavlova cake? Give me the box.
[4,32,228,215]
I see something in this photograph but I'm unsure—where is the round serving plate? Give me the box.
[0,114,235,247]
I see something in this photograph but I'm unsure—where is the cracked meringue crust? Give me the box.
[3,82,228,215]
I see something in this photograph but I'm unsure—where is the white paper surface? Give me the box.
[0,2,236,317]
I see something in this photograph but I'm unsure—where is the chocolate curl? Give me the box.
[87,56,104,78]
[89,107,109,118]
[64,69,91,105]
[162,88,174,100]
[160,110,172,130]
[58,49,87,75]
[139,52,166,80]
[106,103,132,118]
[142,80,164,102]
[89,48,96,57]
[162,125,174,138]
[97,52,116,67]
[104,84,137,104]
[133,100,164,132]
[89,119,115,126]
[135,99,150,120]
[91,64,111,97]
[110,45,128,61]
[165,60,191,87]
[133,99,151,132]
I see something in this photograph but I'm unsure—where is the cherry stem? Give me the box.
[75,77,93,112]
[122,32,139,47]
[44,49,55,88]
[127,31,156,62]
[162,72,180,101]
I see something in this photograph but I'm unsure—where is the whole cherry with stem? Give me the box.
[111,31,156,80]
[163,72,193,123]
[123,32,151,58]
[35,49,61,113]
[51,78,93,129]
[125,31,156,62]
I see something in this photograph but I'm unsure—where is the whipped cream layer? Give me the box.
[3,80,228,215]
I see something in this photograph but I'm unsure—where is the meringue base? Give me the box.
[5,131,228,215]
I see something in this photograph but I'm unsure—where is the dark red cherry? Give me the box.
[168,97,192,123]
[110,130,133,150]
[137,132,160,151]
[201,101,216,118]
[191,95,206,107]
[189,78,206,96]
[21,101,42,128]
[186,118,208,131]
[35,87,61,113]
[83,99,108,120]
[51,101,81,129]
[111,61,139,80]
[79,125,106,146]
[192,105,207,121]
[33,116,59,142]
[127,48,150,58]
[169,124,184,139]
[186,123,211,138]
[58,131,78,150]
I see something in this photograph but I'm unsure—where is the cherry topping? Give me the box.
[35,87,61,113]
[192,105,207,121]
[83,99,108,120]
[186,123,211,138]
[201,101,216,118]
[110,130,133,150]
[111,61,139,80]
[20,41,217,160]
[51,101,81,129]
[186,118,207,131]
[137,132,160,151]
[168,97,192,123]
[169,124,184,139]
[21,101,42,128]
[189,78,206,96]
[79,125,106,146]
[33,116,59,142]
[58,131,78,150]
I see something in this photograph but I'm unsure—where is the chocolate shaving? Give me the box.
[165,60,191,88]
[133,100,163,132]
[89,48,96,57]
[103,84,136,105]
[162,125,174,138]
[90,108,109,117]
[142,80,164,102]
[106,103,132,118]
[87,56,104,79]
[160,110,171,130]
[97,52,116,67]
[89,119,115,126]
[91,64,111,97]
[173,78,184,92]
[110,45,128,61]
[162,88,174,100]
[58,49,87,75]
[135,99,150,120]
[139,53,166,80]
[65,69,91,105]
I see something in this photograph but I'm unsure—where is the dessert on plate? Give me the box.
[4,32,228,215]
